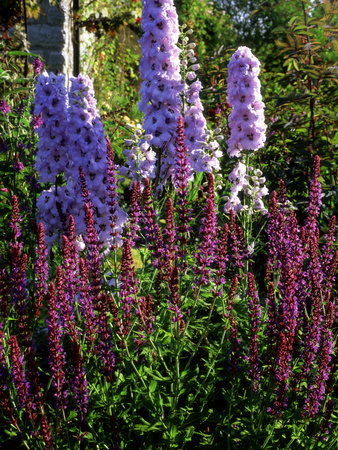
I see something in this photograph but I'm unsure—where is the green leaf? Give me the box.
[8,51,39,57]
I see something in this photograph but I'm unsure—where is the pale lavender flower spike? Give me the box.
[227,46,266,158]
[34,72,69,184]
[139,0,184,188]
[224,47,268,214]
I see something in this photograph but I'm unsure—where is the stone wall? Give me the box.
[27,0,75,88]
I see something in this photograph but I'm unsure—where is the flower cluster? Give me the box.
[119,124,156,183]
[34,74,127,250]
[224,165,268,214]
[224,47,268,214]
[226,46,266,158]
[0,100,11,115]
[34,72,69,184]
[139,0,185,187]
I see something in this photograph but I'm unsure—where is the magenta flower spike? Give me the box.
[174,117,192,271]
[9,335,35,421]
[247,272,261,392]
[193,173,219,286]
[119,239,139,336]
[126,181,142,248]
[47,282,68,410]
[34,223,48,320]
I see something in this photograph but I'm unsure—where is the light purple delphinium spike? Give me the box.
[66,75,127,250]
[139,0,184,188]
[226,47,266,158]
[107,137,128,249]
[34,72,69,183]
[224,47,268,214]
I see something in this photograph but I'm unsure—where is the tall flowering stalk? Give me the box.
[34,72,69,184]
[247,272,261,392]
[34,223,48,320]
[193,173,219,286]
[174,117,191,272]
[224,46,268,215]
[119,239,138,336]
[47,282,68,410]
[139,0,184,189]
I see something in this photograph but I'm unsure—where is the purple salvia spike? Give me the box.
[9,335,35,421]
[119,239,138,336]
[164,197,176,280]
[70,338,89,428]
[168,266,183,323]
[38,416,54,449]
[135,295,155,349]
[193,173,219,286]
[229,313,241,375]
[47,282,68,411]
[318,398,334,441]
[0,268,10,322]
[265,191,283,281]
[247,272,261,392]
[142,178,165,269]
[229,209,246,272]
[265,282,278,376]
[303,301,335,418]
[0,329,16,426]
[126,181,142,247]
[79,258,96,351]
[321,216,336,278]
[174,117,192,272]
[34,223,48,320]
[303,155,321,246]
[211,223,229,298]
[83,199,103,304]
[96,292,116,383]
[56,265,77,340]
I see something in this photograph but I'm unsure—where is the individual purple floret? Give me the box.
[139,0,184,188]
[0,100,11,115]
[32,57,43,75]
